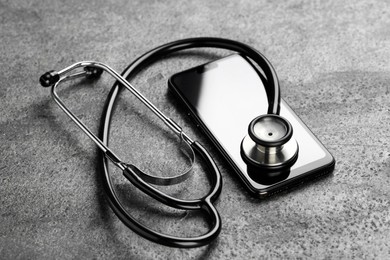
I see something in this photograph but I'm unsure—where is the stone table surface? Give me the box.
[1,0,389,259]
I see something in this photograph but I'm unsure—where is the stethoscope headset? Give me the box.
[40,37,298,248]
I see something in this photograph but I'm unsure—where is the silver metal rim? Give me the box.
[241,135,298,168]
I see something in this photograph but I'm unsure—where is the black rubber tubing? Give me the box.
[98,37,281,247]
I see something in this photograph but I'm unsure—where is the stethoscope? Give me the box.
[39,37,298,248]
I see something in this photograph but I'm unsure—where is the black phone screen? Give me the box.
[168,54,334,197]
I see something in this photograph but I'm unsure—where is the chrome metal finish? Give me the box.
[248,114,292,147]
[241,114,297,169]
[241,135,298,167]
[50,61,195,184]
[252,117,287,142]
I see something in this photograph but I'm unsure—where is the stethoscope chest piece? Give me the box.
[241,114,299,172]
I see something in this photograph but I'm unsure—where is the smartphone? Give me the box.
[168,54,335,198]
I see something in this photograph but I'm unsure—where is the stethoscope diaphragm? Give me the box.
[241,114,299,171]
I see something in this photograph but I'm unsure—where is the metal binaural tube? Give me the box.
[42,60,195,173]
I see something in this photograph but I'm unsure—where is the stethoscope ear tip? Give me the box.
[39,70,59,87]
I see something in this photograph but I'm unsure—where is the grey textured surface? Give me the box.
[1,0,390,259]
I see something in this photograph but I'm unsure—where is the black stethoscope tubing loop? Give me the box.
[39,37,281,247]
[101,90,223,247]
[100,37,281,247]
[43,60,223,247]
[101,144,222,248]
